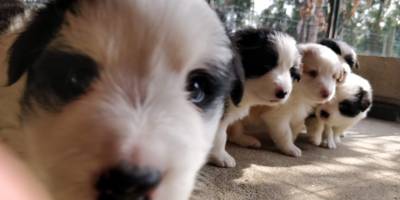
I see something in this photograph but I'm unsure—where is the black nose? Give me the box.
[275,90,288,99]
[320,110,330,119]
[96,166,161,200]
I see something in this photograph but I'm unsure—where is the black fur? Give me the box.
[319,38,359,69]
[344,54,358,69]
[7,0,78,85]
[319,39,342,55]
[22,50,98,112]
[339,87,371,117]
[229,48,244,106]
[233,28,279,79]
[290,66,301,82]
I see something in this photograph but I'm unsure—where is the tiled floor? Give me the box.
[194,118,400,200]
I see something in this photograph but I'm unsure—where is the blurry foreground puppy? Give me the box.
[307,73,372,149]
[0,0,242,199]
[230,44,345,157]
[208,28,301,167]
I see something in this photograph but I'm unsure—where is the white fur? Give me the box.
[1,1,232,200]
[208,32,300,167]
[307,73,372,149]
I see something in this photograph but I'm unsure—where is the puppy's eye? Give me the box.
[31,51,98,102]
[290,66,301,82]
[190,81,205,104]
[186,69,219,109]
[307,70,318,78]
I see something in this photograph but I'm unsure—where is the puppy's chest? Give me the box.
[288,103,313,124]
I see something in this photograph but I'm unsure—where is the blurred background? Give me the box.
[208,0,400,58]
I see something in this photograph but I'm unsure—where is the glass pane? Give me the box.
[210,0,331,43]
[336,0,400,57]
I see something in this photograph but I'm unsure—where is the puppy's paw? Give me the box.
[310,134,322,146]
[281,145,302,157]
[208,151,236,168]
[334,135,341,143]
[321,138,336,149]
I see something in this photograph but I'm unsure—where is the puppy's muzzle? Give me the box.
[96,166,161,200]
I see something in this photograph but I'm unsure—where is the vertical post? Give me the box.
[326,0,340,38]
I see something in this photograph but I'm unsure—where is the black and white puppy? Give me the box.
[209,28,301,167]
[307,73,372,149]
[307,39,372,149]
[0,0,243,199]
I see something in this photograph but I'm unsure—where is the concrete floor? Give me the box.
[193,118,400,200]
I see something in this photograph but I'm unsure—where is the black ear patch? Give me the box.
[319,39,342,55]
[339,87,371,117]
[290,66,301,82]
[229,49,244,106]
[233,28,278,79]
[7,0,78,85]
[344,54,359,69]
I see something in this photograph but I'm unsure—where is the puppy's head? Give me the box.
[298,43,344,103]
[319,38,359,69]
[233,28,300,105]
[317,73,372,126]
[6,0,238,199]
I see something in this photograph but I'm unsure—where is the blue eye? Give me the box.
[186,69,219,109]
[190,82,205,104]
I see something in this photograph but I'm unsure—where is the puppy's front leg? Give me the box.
[305,116,324,146]
[322,125,336,149]
[266,118,302,157]
[333,126,346,143]
[228,121,261,148]
[208,123,236,168]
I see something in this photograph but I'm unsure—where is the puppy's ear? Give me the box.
[297,44,315,56]
[318,39,342,55]
[229,49,244,106]
[6,0,77,85]
[355,60,360,69]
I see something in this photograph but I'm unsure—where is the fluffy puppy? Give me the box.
[208,28,301,167]
[307,73,372,149]
[1,0,241,200]
[230,44,345,157]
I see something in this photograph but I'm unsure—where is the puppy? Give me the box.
[230,43,345,157]
[307,73,372,149]
[306,39,370,149]
[0,0,241,200]
[208,28,301,167]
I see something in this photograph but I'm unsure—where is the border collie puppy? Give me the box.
[208,28,301,167]
[230,44,345,157]
[307,73,372,149]
[0,0,242,199]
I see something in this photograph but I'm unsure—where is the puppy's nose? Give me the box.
[320,110,330,119]
[320,89,330,99]
[275,89,288,99]
[96,166,161,200]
